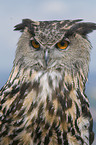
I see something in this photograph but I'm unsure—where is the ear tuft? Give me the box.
[14,19,32,32]
[66,22,96,37]
[75,22,96,35]
[14,19,39,36]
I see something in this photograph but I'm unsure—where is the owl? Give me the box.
[0,19,96,145]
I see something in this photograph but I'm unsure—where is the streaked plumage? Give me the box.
[0,19,96,145]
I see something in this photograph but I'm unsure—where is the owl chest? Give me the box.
[24,71,63,124]
[1,71,91,144]
[20,72,76,144]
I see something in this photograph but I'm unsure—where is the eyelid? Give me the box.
[62,38,70,43]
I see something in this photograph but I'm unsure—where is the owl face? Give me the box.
[14,19,96,76]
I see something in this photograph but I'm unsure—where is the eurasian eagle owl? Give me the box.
[0,19,96,145]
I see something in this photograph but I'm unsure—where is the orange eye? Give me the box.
[56,40,69,50]
[30,40,40,49]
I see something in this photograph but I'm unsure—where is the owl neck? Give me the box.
[5,64,87,88]
[3,64,89,108]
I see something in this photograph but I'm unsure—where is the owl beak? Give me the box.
[44,49,49,67]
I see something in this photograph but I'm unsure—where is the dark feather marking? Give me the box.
[8,86,20,99]
[58,138,62,144]
[63,131,67,140]
[49,129,53,137]
[46,96,54,115]
[56,107,62,117]
[5,82,32,114]
[75,135,84,144]
[44,134,50,145]
[11,140,20,145]
[68,115,73,129]
[23,66,30,73]
[16,102,23,110]
[75,102,80,118]
[71,128,75,135]
[13,119,24,127]
[36,117,45,125]
[0,105,2,112]
[8,81,31,112]
[1,98,6,104]
[28,102,37,113]
[32,81,40,89]
[64,89,70,98]
[26,124,33,133]
[60,113,66,123]
[3,116,12,124]
[11,71,20,86]
[59,80,63,91]
[5,103,16,115]
[89,131,94,145]
[89,118,93,132]
[14,19,35,36]
[52,91,57,100]
[38,102,44,116]
[54,125,60,132]
[75,119,80,134]
[56,67,62,72]
[20,82,31,95]
[66,83,72,91]
[54,126,62,144]
[68,127,71,132]
[44,122,50,130]
[26,117,36,133]
[65,22,96,37]
[15,127,24,134]
[30,69,32,77]
[0,82,12,95]
[48,75,53,88]
[31,117,36,127]
[77,89,89,107]
[51,121,57,128]
[9,133,18,140]
[57,94,72,111]
[56,130,61,137]
[76,22,96,35]
[37,141,41,145]
[64,140,68,145]
[31,132,34,138]
[82,104,91,118]
[4,91,10,98]
[34,126,42,142]
[17,109,25,117]
[0,126,9,137]
[68,115,72,123]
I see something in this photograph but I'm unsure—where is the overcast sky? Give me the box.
[0,0,96,143]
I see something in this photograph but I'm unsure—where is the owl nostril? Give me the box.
[44,49,49,67]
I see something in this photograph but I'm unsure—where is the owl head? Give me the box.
[14,19,96,79]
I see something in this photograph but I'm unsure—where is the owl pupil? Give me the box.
[60,41,65,46]
[35,41,39,45]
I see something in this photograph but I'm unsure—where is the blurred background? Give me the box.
[0,0,96,144]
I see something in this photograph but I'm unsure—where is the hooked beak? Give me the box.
[44,49,49,67]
